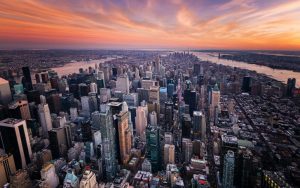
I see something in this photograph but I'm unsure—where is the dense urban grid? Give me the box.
[0,51,299,188]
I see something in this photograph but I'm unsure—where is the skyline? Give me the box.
[1,0,300,50]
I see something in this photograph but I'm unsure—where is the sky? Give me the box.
[0,0,300,50]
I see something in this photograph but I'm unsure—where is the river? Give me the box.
[192,52,300,87]
[51,57,116,77]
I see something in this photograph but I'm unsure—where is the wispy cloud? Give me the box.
[0,0,299,49]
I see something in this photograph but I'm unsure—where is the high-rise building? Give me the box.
[38,102,52,138]
[48,126,72,159]
[167,83,175,98]
[99,88,111,103]
[164,144,175,165]
[149,111,157,126]
[164,101,174,131]
[235,149,253,188]
[184,87,197,116]
[242,76,251,93]
[149,86,160,103]
[88,92,98,113]
[123,93,139,107]
[99,104,116,181]
[146,125,161,173]
[89,82,98,93]
[164,132,173,144]
[135,105,148,139]
[70,107,78,121]
[47,93,61,114]
[141,79,157,90]
[116,74,130,94]
[0,119,32,169]
[0,77,12,105]
[159,87,168,104]
[182,138,193,163]
[40,163,59,188]
[22,66,33,91]
[79,83,89,97]
[137,88,149,103]
[0,154,16,187]
[287,78,296,97]
[81,96,90,114]
[117,111,132,164]
[182,114,192,138]
[193,111,206,140]
[80,170,98,188]
[220,135,238,178]
[222,150,235,188]
[8,100,31,120]
[81,121,92,142]
[210,84,220,121]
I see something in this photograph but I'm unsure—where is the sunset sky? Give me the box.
[0,0,300,50]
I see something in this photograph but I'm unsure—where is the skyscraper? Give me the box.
[182,138,193,163]
[149,111,157,126]
[117,111,132,164]
[210,84,220,121]
[146,125,161,173]
[89,82,98,93]
[159,87,168,104]
[0,119,32,169]
[38,102,52,138]
[193,111,206,140]
[8,100,31,120]
[222,150,235,188]
[135,105,148,139]
[0,77,12,105]
[99,104,116,181]
[242,76,251,93]
[116,73,130,94]
[164,101,174,131]
[149,86,160,103]
[22,66,33,91]
[48,126,72,159]
[164,144,175,165]
[0,154,16,187]
[287,78,296,97]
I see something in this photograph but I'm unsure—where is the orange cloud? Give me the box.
[0,0,299,50]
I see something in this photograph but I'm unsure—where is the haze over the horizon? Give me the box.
[0,0,300,50]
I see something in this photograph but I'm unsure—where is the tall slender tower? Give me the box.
[135,106,147,139]
[117,111,132,164]
[210,83,220,122]
[22,66,33,91]
[38,102,52,138]
[222,150,235,188]
[146,125,161,173]
[99,104,116,181]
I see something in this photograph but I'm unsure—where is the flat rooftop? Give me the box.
[0,77,8,85]
[0,118,24,126]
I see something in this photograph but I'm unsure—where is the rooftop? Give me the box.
[0,118,24,127]
[0,77,8,85]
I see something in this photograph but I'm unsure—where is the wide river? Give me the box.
[51,57,116,77]
[192,52,300,87]
[50,52,300,87]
